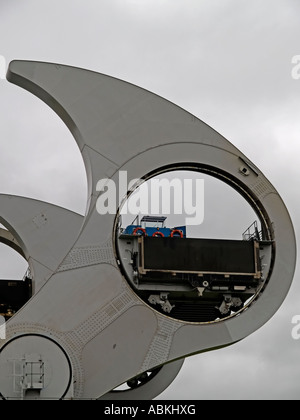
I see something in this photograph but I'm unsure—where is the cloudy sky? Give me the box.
[0,0,300,400]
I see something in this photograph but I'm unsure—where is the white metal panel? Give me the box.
[0,60,295,400]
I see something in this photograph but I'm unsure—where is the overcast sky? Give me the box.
[0,0,300,400]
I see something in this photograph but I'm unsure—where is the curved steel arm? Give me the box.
[0,61,295,400]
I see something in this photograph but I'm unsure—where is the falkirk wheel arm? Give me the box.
[0,195,84,292]
[0,60,296,400]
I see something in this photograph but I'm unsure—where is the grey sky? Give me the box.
[0,0,299,399]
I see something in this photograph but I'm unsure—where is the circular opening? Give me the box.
[112,368,161,393]
[115,165,274,324]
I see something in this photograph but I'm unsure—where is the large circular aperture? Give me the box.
[115,164,274,324]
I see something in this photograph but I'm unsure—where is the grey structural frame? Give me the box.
[0,60,296,400]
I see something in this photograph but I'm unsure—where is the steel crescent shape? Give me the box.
[0,194,83,291]
[1,60,296,399]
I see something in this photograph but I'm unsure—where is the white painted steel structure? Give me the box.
[0,61,296,400]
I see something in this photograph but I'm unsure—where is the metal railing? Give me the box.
[242,221,262,241]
